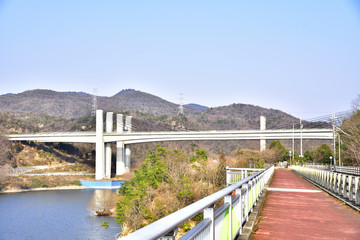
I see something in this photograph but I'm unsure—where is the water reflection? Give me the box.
[0,189,121,240]
[87,190,117,216]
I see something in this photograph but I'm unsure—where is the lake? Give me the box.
[0,189,122,240]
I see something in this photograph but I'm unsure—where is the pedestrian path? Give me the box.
[253,169,360,239]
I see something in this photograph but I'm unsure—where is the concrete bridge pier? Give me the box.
[116,114,126,175]
[96,111,133,179]
[95,110,105,180]
[105,112,113,179]
[125,144,131,172]
[124,116,132,173]
[260,116,266,151]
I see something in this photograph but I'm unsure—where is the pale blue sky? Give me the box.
[1,0,359,119]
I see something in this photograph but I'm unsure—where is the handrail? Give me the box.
[227,167,264,171]
[335,166,360,176]
[292,166,360,206]
[7,128,333,136]
[226,167,264,186]
[119,165,274,240]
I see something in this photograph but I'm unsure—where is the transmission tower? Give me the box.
[91,88,98,116]
[178,93,184,115]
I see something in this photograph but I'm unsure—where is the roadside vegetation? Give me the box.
[0,175,84,191]
[116,145,227,236]
[338,94,360,166]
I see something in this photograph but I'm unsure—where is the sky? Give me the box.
[0,0,360,119]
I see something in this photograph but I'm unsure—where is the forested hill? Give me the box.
[0,88,327,131]
[0,89,199,118]
[191,103,300,130]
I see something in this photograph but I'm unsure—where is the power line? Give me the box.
[267,110,353,130]
[91,88,98,117]
[305,110,353,126]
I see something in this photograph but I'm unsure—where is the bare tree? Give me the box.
[341,113,360,166]
[351,94,360,112]
[0,130,10,166]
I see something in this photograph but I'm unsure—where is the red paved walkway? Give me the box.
[253,169,360,240]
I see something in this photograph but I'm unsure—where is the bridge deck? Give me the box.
[253,169,360,239]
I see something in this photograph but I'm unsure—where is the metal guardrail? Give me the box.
[7,129,332,135]
[302,163,330,168]
[292,166,360,205]
[226,167,264,186]
[334,166,360,176]
[7,128,334,144]
[119,166,274,240]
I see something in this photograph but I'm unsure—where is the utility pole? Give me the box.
[331,113,336,167]
[300,118,303,158]
[292,124,295,162]
[91,88,98,117]
[178,93,184,115]
[338,133,341,166]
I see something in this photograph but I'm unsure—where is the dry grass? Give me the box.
[0,175,86,191]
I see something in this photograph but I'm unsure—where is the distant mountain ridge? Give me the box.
[186,104,208,111]
[66,91,90,96]
[114,89,137,96]
[0,89,199,119]
[0,88,321,131]
[0,93,13,97]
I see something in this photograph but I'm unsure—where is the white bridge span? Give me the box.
[7,110,333,180]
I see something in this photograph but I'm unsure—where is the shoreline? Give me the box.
[0,185,90,194]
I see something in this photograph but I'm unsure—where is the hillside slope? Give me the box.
[0,89,199,119]
[190,103,299,130]
[0,88,328,131]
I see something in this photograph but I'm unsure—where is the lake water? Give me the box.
[0,189,122,240]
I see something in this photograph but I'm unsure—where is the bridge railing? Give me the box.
[292,166,360,205]
[226,167,265,186]
[119,166,274,240]
[334,166,360,176]
[302,163,330,168]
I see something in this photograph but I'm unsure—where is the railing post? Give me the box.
[158,228,178,240]
[204,205,215,240]
[249,180,254,212]
[224,195,233,240]
[256,176,260,202]
[325,172,330,189]
[243,183,249,221]
[342,175,347,198]
[226,166,230,186]
[355,177,360,204]
[254,178,258,203]
[251,180,255,210]
[349,176,354,201]
[235,188,242,234]
[337,174,342,194]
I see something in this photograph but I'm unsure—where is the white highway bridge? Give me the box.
[7,110,334,180]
